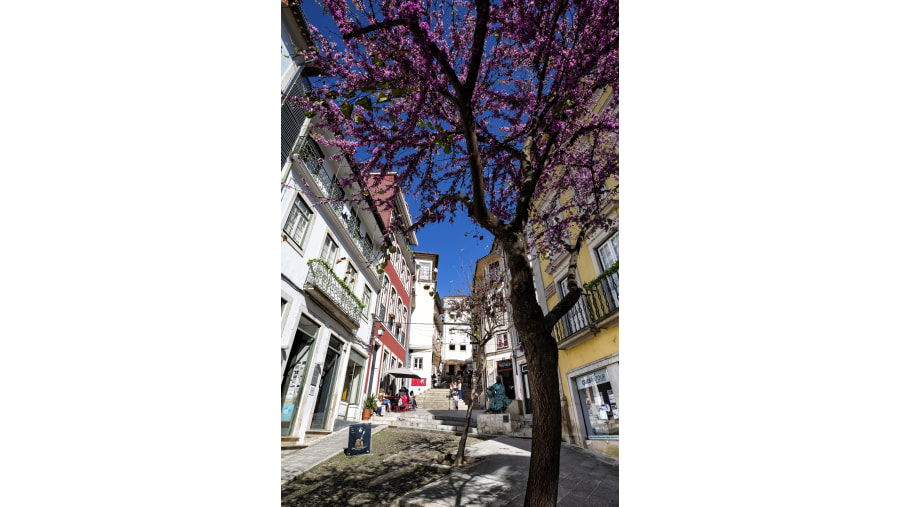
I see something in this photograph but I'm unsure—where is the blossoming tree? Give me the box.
[443,268,510,466]
[294,0,617,504]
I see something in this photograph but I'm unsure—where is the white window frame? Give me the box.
[361,285,372,319]
[282,192,315,252]
[344,262,358,291]
[321,235,339,266]
[496,332,509,349]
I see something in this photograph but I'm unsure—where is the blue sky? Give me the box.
[299,4,494,298]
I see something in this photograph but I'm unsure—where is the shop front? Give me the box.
[336,348,366,421]
[281,315,320,437]
[573,365,619,437]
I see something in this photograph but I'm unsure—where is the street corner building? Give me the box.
[280,2,417,445]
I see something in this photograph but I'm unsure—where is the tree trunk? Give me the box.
[501,234,562,507]
[455,346,486,465]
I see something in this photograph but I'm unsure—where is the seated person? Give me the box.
[375,395,385,416]
[399,393,409,410]
[381,393,391,412]
[410,391,418,409]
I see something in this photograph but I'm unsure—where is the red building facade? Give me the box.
[363,173,418,395]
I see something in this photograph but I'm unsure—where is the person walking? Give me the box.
[450,382,459,410]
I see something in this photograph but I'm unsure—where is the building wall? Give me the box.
[408,252,440,390]
[538,215,620,447]
[367,244,413,394]
[280,3,385,442]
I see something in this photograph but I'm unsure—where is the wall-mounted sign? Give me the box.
[575,368,609,389]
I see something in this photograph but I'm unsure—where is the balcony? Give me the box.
[281,71,313,166]
[294,140,377,263]
[552,274,619,347]
[304,259,364,330]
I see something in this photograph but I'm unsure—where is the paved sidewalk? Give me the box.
[281,424,389,484]
[397,436,618,507]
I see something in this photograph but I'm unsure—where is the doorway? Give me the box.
[281,316,319,436]
[310,338,342,430]
[497,359,516,401]
[521,362,532,414]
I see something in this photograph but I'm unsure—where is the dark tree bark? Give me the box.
[501,233,564,507]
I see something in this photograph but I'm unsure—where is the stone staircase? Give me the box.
[414,387,481,410]
[373,410,482,435]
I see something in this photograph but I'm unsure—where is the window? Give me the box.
[401,307,408,339]
[362,286,372,316]
[497,332,509,349]
[595,233,619,271]
[350,207,361,232]
[321,235,339,265]
[595,233,619,301]
[341,363,363,404]
[488,260,501,281]
[284,195,313,246]
[460,344,467,351]
[281,298,287,315]
[389,288,397,317]
[418,262,431,281]
[344,263,358,291]
[449,344,456,351]
[413,357,423,369]
[363,233,373,256]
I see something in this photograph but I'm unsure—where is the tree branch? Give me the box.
[341,19,407,40]
[475,132,526,161]
[543,227,588,330]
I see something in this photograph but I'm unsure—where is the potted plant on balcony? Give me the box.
[362,394,377,421]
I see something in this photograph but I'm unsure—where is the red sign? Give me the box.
[411,378,426,386]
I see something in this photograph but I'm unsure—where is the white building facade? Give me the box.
[280,2,385,444]
[440,295,475,384]
[408,252,442,390]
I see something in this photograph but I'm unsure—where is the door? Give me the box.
[281,316,319,436]
[521,363,532,414]
[596,233,619,308]
[310,339,342,430]
[558,277,590,336]
[497,359,516,401]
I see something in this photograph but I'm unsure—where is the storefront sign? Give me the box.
[575,368,609,389]
[346,423,372,456]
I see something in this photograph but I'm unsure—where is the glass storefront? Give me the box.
[575,367,618,436]
[281,316,319,436]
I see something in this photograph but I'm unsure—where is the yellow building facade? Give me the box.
[536,205,618,456]
[533,86,619,456]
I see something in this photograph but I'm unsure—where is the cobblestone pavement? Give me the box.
[399,437,618,507]
[281,426,488,506]
[281,424,390,484]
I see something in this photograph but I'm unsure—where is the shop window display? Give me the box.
[575,367,618,436]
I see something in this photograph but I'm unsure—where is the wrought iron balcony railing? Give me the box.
[552,275,619,343]
[294,140,377,263]
[305,260,364,326]
[281,71,313,166]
